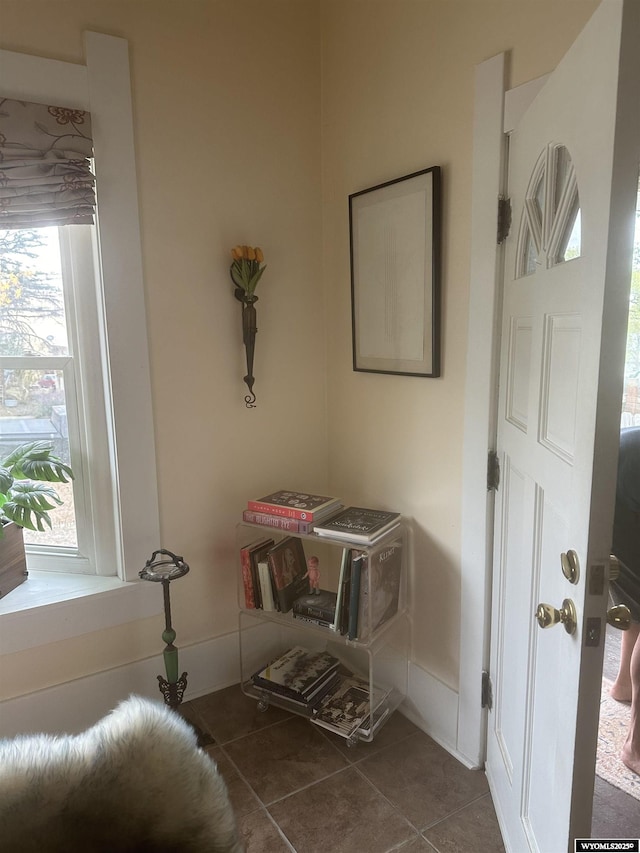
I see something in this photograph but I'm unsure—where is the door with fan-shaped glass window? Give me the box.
[486,1,640,850]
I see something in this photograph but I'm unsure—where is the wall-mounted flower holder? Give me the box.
[230,246,266,408]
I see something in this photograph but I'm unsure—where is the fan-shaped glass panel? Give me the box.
[516,144,581,276]
[557,203,581,263]
[523,225,538,275]
[553,146,572,215]
[535,171,545,222]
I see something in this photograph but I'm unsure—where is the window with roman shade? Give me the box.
[0,97,95,229]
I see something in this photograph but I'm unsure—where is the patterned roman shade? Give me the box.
[0,96,95,229]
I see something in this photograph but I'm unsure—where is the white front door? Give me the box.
[486,1,640,850]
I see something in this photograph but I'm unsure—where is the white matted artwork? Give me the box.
[349,166,441,377]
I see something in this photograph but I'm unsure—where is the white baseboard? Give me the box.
[0,632,463,764]
[0,631,240,738]
[403,660,474,768]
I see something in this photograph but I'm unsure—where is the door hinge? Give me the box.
[481,670,493,709]
[487,450,500,492]
[497,196,512,244]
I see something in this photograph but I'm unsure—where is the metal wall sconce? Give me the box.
[139,548,190,708]
[230,245,267,408]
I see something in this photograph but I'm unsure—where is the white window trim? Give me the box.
[0,34,160,584]
[0,34,161,649]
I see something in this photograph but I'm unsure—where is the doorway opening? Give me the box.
[591,182,640,838]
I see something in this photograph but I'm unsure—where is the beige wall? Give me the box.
[321,0,598,688]
[0,0,326,698]
[0,0,599,700]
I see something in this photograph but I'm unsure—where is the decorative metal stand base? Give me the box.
[157,672,189,709]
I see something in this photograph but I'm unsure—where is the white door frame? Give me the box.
[458,54,551,767]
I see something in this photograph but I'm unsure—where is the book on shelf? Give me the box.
[251,646,341,703]
[247,490,342,521]
[356,536,403,640]
[293,589,337,623]
[337,550,352,635]
[311,673,391,739]
[266,536,310,613]
[292,613,335,629]
[347,553,364,640]
[356,702,390,738]
[239,537,273,609]
[257,560,277,611]
[313,506,401,544]
[333,548,352,632]
[242,510,316,534]
[242,505,343,534]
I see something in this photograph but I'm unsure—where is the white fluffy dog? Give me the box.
[0,695,243,853]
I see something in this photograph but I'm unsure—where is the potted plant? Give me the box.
[0,440,74,598]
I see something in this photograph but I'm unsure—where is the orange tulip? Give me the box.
[231,246,243,261]
[255,247,264,263]
[246,246,256,261]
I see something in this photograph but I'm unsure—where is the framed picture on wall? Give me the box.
[349,166,441,377]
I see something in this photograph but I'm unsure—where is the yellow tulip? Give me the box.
[242,245,250,259]
[231,246,243,261]
[255,247,264,263]
[246,246,256,261]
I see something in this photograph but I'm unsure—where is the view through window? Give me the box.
[0,226,77,549]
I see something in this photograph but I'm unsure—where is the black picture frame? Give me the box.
[349,166,441,377]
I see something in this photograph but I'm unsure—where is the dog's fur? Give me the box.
[0,695,243,853]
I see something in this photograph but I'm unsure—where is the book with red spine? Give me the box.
[247,490,342,521]
[239,537,274,610]
[243,510,316,533]
[243,506,343,533]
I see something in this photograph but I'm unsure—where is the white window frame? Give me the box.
[0,34,160,584]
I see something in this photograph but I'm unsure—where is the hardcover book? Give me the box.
[267,537,310,613]
[313,506,401,544]
[337,553,352,635]
[357,537,403,640]
[311,674,390,738]
[293,589,337,622]
[247,672,340,712]
[347,553,364,640]
[243,510,317,534]
[248,538,275,609]
[257,560,277,611]
[252,646,340,700]
[292,613,335,629]
[239,537,273,609]
[333,548,352,632]
[247,490,342,521]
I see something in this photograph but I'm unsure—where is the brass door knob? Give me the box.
[535,599,577,635]
[606,604,631,631]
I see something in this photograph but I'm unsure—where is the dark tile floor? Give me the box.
[180,686,505,853]
[180,626,639,853]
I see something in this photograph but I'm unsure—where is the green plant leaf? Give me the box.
[4,441,73,483]
[10,481,62,511]
[1,501,52,532]
[0,466,12,495]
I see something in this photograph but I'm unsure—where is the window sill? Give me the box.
[0,571,162,655]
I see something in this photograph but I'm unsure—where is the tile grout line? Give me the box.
[420,790,493,833]
[215,742,298,851]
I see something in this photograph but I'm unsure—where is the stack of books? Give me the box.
[312,506,401,544]
[240,527,404,641]
[292,589,338,628]
[242,489,343,534]
[334,535,403,641]
[311,673,391,739]
[240,535,311,613]
[250,646,341,713]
